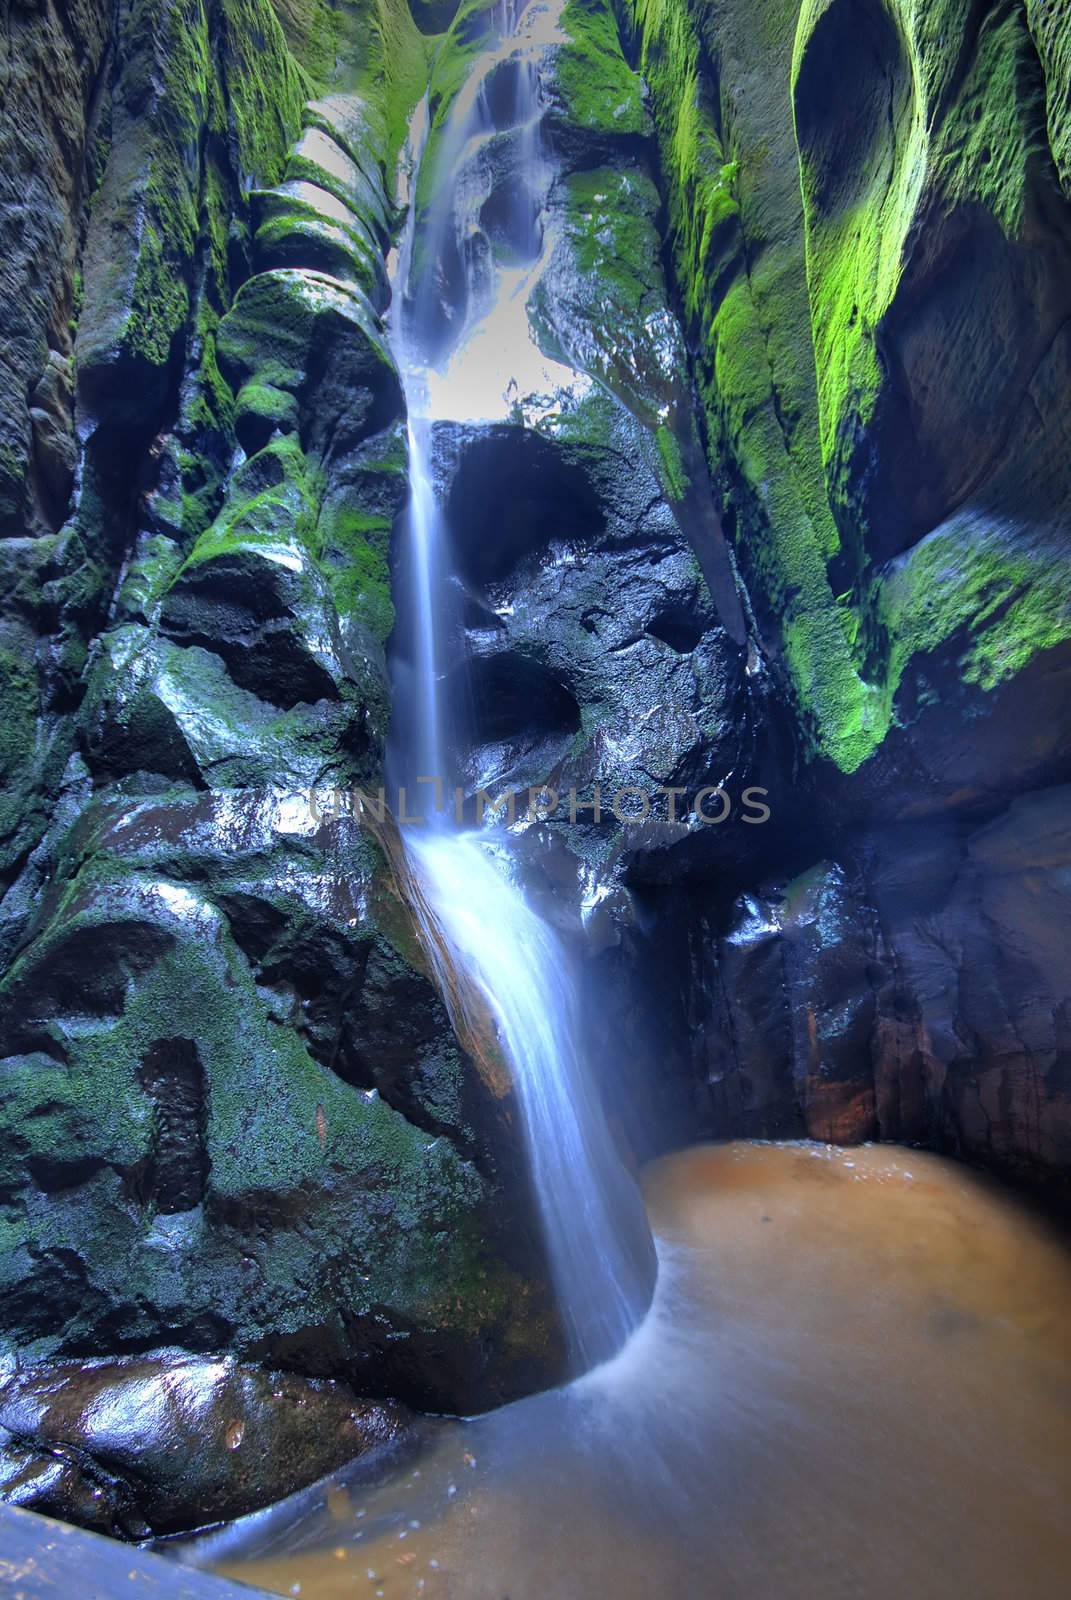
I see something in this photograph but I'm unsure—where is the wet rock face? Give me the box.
[0,1353,413,1537]
[590,0,1071,1185]
[618,0,1071,783]
[436,415,758,833]
[0,788,557,1413]
[0,0,111,538]
[137,1038,210,1214]
[792,0,1071,564]
[649,787,1071,1187]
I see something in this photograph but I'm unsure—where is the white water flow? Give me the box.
[389,91,442,784]
[388,1,652,1370]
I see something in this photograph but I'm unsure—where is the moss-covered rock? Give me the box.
[77,1,213,413]
[619,0,1071,783]
[0,0,111,536]
[217,267,401,452]
[0,650,42,871]
[617,0,872,770]
[533,166,686,426]
[286,125,394,240]
[251,181,390,305]
[0,0,565,1428]
[1027,0,1071,200]
[0,792,559,1409]
[232,378,302,452]
[792,0,1071,562]
[548,0,651,150]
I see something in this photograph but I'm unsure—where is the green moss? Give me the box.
[76,0,309,387]
[0,441,25,523]
[792,0,1053,542]
[791,0,926,527]
[113,534,186,622]
[1027,0,1071,198]
[216,273,314,394]
[345,0,432,168]
[531,164,691,431]
[878,517,1071,715]
[234,380,301,437]
[934,6,1042,232]
[620,0,739,324]
[315,505,395,641]
[0,858,503,1358]
[559,167,658,300]
[253,186,382,289]
[218,0,309,186]
[185,434,322,568]
[117,0,216,363]
[285,141,391,238]
[122,82,200,362]
[125,219,191,367]
[184,318,236,440]
[0,650,38,842]
[199,160,234,316]
[217,267,392,402]
[620,0,880,771]
[655,423,688,501]
[267,0,341,83]
[555,0,649,137]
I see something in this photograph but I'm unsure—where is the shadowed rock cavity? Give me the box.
[443,425,606,585]
[137,1039,209,1214]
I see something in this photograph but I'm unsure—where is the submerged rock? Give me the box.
[0,1353,412,1538]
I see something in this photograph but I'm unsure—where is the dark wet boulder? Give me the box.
[662,787,1071,1188]
[0,1353,412,1538]
[430,408,767,876]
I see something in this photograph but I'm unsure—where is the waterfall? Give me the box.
[406,832,653,1366]
[387,1,653,1371]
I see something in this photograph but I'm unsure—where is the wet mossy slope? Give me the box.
[0,0,558,1453]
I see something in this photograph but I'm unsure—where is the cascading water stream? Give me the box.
[387,0,653,1371]
[405,833,652,1366]
[389,93,444,785]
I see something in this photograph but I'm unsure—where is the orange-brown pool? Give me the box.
[179,1142,1071,1599]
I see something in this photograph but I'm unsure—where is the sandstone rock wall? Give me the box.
[0,0,558,1434]
[593,0,1071,1187]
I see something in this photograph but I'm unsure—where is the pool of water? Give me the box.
[179,1141,1071,1599]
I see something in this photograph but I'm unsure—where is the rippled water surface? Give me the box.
[183,1142,1071,1599]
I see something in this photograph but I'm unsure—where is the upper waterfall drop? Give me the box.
[386,0,655,1371]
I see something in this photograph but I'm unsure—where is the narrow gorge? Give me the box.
[1,0,1070,1594]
